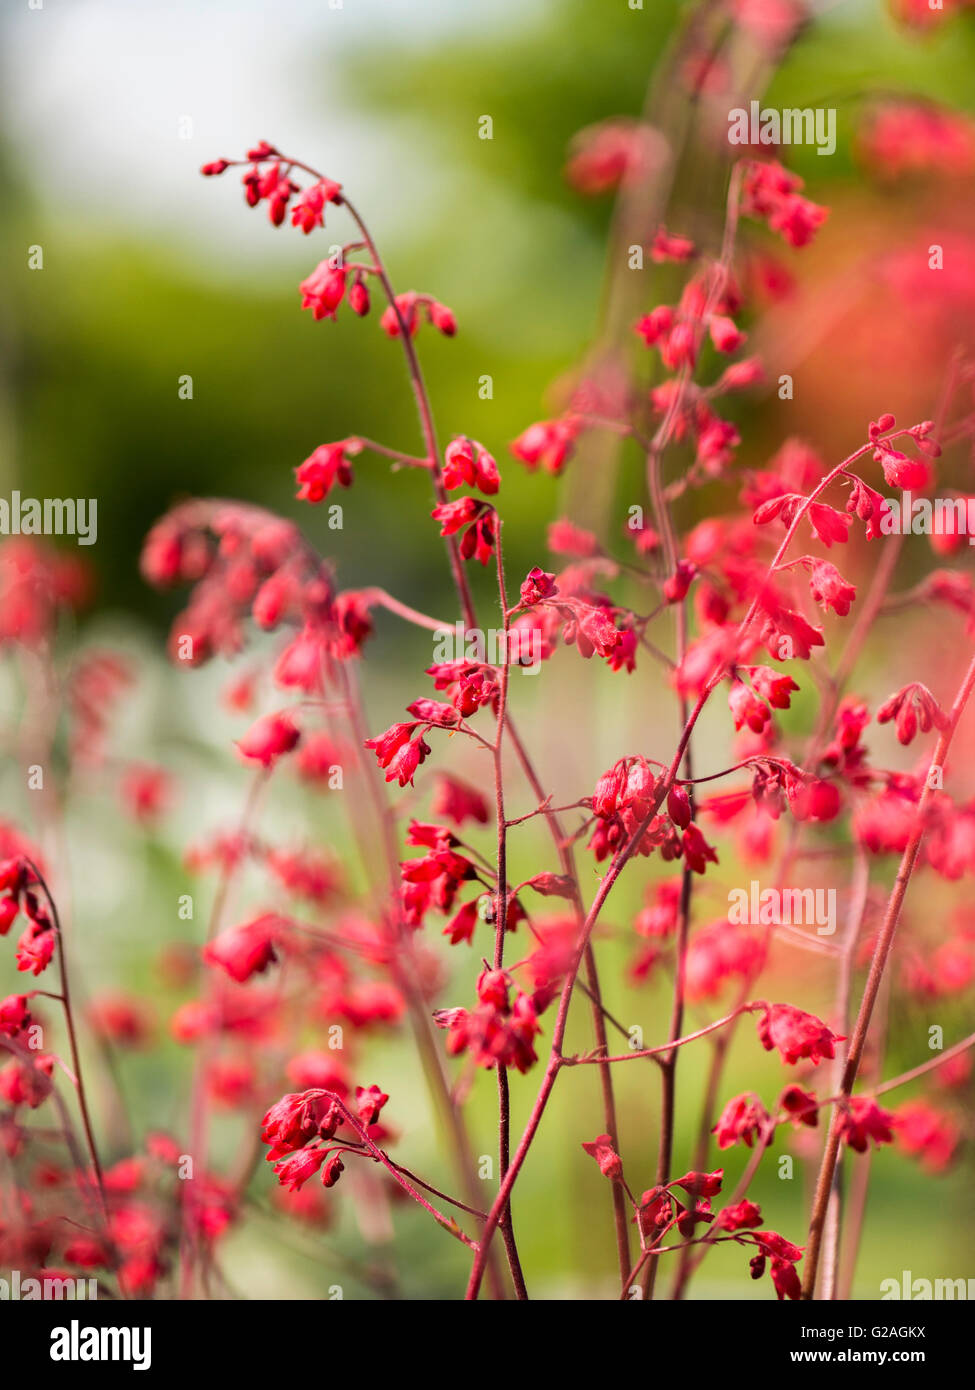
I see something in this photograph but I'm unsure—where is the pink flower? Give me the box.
[651,227,696,262]
[893,1099,962,1172]
[709,315,746,354]
[729,680,771,734]
[808,559,856,616]
[875,444,930,491]
[289,178,342,234]
[120,763,171,825]
[742,160,828,248]
[564,120,665,195]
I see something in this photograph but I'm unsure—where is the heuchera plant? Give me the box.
[3,15,975,1301]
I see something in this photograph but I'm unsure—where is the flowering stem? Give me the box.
[490,522,529,1298]
[26,861,106,1203]
[819,850,870,1300]
[331,658,508,1298]
[502,714,633,1285]
[340,196,478,631]
[179,763,270,1297]
[801,651,975,1298]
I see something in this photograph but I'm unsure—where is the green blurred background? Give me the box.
[2,0,975,1298]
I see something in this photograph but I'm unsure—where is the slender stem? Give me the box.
[502,715,633,1286]
[340,196,478,632]
[26,861,106,1202]
[489,522,528,1298]
[802,651,975,1298]
[819,850,870,1300]
[560,1006,752,1065]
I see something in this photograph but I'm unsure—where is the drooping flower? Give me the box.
[581,1133,623,1181]
[713,1094,771,1149]
[836,1096,896,1154]
[756,1002,844,1066]
[299,260,348,321]
[236,712,301,767]
[203,915,280,984]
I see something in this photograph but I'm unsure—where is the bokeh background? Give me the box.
[2,0,975,1298]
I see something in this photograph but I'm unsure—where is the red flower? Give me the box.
[729,680,771,734]
[203,915,280,984]
[742,160,828,248]
[0,895,19,936]
[808,559,856,616]
[756,1003,844,1066]
[519,567,558,606]
[321,1153,344,1188]
[295,439,362,502]
[365,721,432,787]
[510,417,579,475]
[236,712,301,767]
[273,1147,325,1191]
[443,898,480,945]
[355,1084,389,1126]
[431,773,489,827]
[15,918,56,976]
[779,1084,819,1128]
[443,437,499,494]
[875,444,930,491]
[836,1096,895,1153]
[299,260,348,321]
[673,1168,723,1198]
[0,1053,54,1107]
[709,315,746,354]
[893,1099,961,1172]
[876,683,947,745]
[431,496,481,536]
[261,1090,339,1159]
[651,227,695,262]
[746,665,798,709]
[749,1230,804,1301]
[581,1133,623,1181]
[663,559,696,604]
[682,823,719,875]
[289,178,342,234]
[715,1199,763,1232]
[120,763,171,825]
